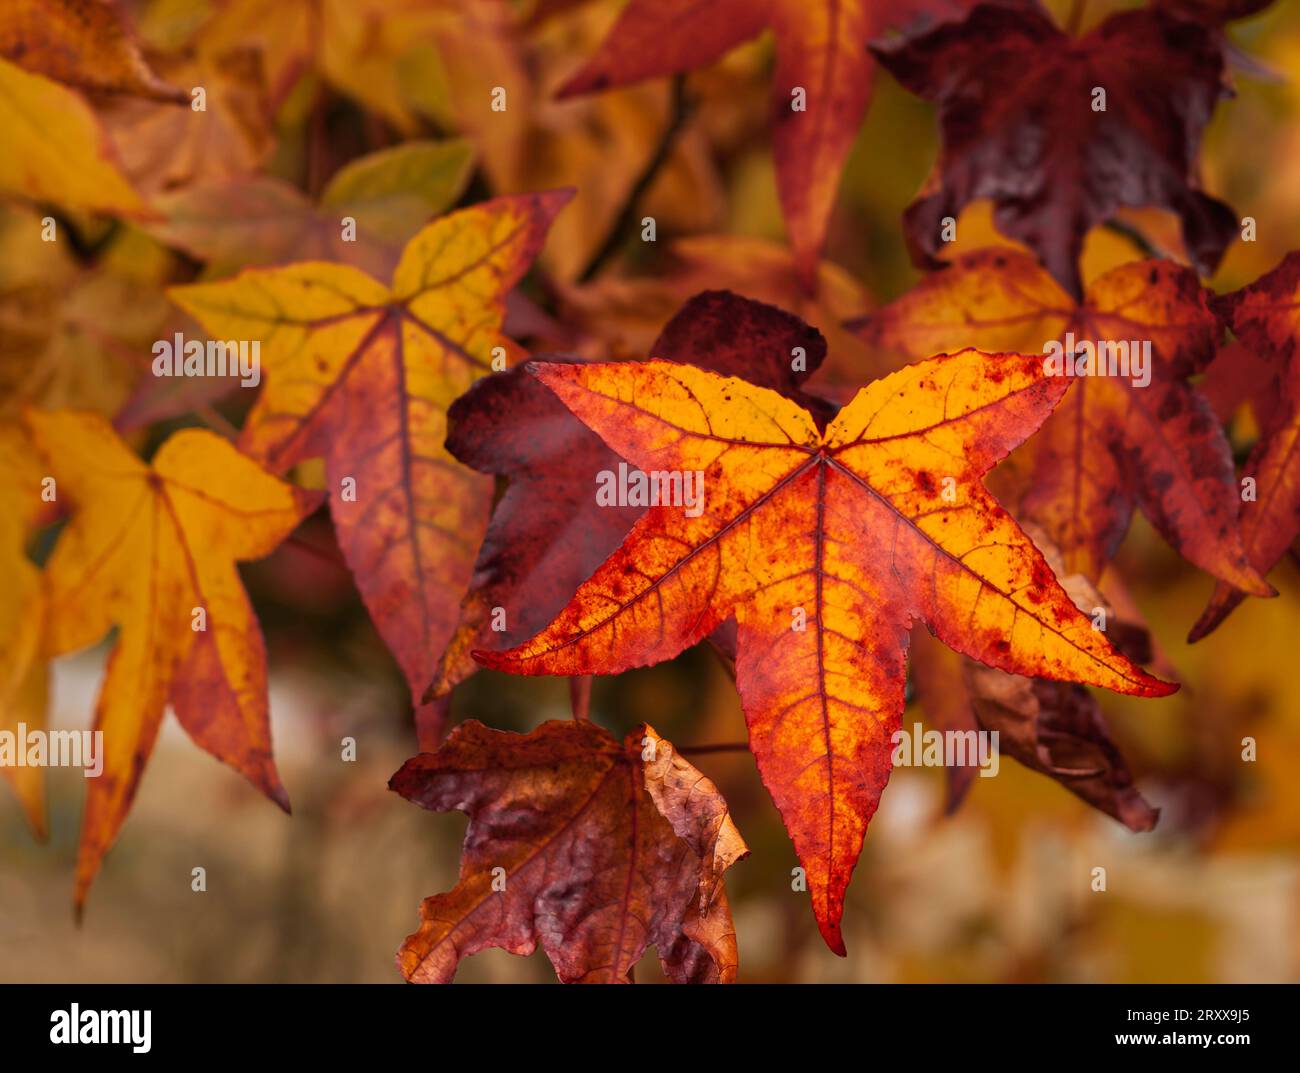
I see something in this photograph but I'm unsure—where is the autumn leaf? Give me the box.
[855,249,1272,592]
[1191,251,1300,639]
[0,210,174,419]
[390,719,747,983]
[199,0,491,133]
[170,191,571,745]
[0,422,48,837]
[558,0,983,286]
[476,351,1176,952]
[24,409,319,906]
[872,3,1237,299]
[558,234,880,381]
[0,0,186,101]
[430,289,832,701]
[99,47,274,200]
[926,639,1162,832]
[0,56,149,217]
[910,522,1161,829]
[149,139,476,278]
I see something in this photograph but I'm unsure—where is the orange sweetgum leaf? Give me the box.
[558,0,983,287]
[476,351,1176,952]
[856,248,1272,593]
[390,720,748,983]
[872,3,1237,299]
[1192,252,1300,639]
[0,0,186,102]
[429,289,831,701]
[170,192,571,746]
[23,409,319,908]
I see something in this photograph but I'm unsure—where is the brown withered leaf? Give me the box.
[872,3,1237,299]
[390,720,748,983]
[965,664,1160,832]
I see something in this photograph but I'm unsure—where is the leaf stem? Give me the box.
[194,403,241,441]
[577,74,690,283]
[1102,218,1166,260]
[569,675,593,721]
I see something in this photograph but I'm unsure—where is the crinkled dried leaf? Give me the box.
[965,664,1160,832]
[390,719,747,983]
[24,409,319,906]
[479,350,1175,952]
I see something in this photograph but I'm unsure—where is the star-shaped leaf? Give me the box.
[25,409,318,906]
[856,248,1272,592]
[170,192,571,743]
[477,351,1175,952]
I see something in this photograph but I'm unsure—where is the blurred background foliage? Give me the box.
[2,0,1299,983]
